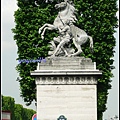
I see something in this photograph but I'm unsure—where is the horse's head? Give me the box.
[55,1,67,10]
[53,0,77,27]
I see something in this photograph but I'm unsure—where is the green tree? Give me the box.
[2,95,36,120]
[14,104,23,120]
[2,95,15,120]
[12,0,118,120]
[22,108,36,120]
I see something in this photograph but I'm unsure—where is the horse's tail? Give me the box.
[88,35,94,53]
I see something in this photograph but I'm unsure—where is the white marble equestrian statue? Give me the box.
[38,0,77,39]
[38,0,93,57]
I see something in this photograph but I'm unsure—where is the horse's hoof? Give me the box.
[68,54,72,57]
[41,35,44,39]
[64,54,69,57]
[50,55,55,58]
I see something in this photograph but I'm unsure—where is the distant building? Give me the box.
[2,111,11,120]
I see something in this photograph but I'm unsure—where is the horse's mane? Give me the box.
[54,0,78,26]
[66,1,78,23]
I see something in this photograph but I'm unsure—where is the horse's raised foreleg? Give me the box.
[39,23,48,34]
[39,23,57,34]
[41,26,57,39]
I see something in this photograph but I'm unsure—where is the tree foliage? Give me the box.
[12,0,118,119]
[2,95,15,120]
[2,95,36,120]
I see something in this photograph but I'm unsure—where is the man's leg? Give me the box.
[51,39,69,57]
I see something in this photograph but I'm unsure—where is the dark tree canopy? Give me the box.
[12,0,118,119]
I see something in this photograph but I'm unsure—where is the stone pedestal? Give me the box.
[31,57,102,120]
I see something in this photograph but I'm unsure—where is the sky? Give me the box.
[1,0,119,119]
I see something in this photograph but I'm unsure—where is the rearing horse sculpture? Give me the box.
[39,0,77,39]
[38,0,93,57]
